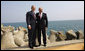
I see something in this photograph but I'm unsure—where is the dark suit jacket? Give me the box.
[36,12,48,28]
[26,11,36,29]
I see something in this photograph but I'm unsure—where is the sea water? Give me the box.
[2,20,84,35]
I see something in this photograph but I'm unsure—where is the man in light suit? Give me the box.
[36,7,48,47]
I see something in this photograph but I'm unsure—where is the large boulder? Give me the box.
[66,30,77,40]
[1,31,3,36]
[14,37,28,47]
[56,31,66,41]
[1,27,9,32]
[13,30,28,47]
[24,33,28,42]
[13,29,19,35]
[1,26,14,32]
[13,30,25,39]
[1,31,4,39]
[75,30,84,39]
[1,32,18,50]
[1,24,4,28]
[48,30,57,42]
[17,26,28,34]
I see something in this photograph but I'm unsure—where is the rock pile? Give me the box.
[75,30,84,39]
[56,31,66,41]
[1,25,28,50]
[1,24,84,50]
[66,30,77,40]
[48,29,84,42]
[48,30,57,42]
[1,32,18,50]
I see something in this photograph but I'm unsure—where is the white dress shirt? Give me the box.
[39,12,43,19]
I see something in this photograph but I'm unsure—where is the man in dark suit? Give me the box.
[36,7,48,47]
[26,5,36,49]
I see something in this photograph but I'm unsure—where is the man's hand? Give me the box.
[45,27,48,30]
[28,25,31,30]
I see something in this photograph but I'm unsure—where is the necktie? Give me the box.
[39,13,41,19]
[33,13,36,19]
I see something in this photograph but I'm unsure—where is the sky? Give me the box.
[1,1,84,23]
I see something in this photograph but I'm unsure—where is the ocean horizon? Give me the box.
[2,20,84,35]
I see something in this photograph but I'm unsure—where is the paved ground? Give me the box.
[5,39,84,50]
[40,43,84,50]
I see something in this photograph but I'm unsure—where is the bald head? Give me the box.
[31,5,36,12]
[39,7,43,13]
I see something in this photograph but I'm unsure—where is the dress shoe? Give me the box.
[38,44,41,46]
[29,46,33,49]
[33,45,38,47]
[44,44,46,47]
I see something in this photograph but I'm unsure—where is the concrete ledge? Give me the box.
[35,39,84,50]
[5,39,84,50]
[40,43,84,50]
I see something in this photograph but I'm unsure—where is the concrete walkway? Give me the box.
[40,43,84,50]
[5,39,84,50]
